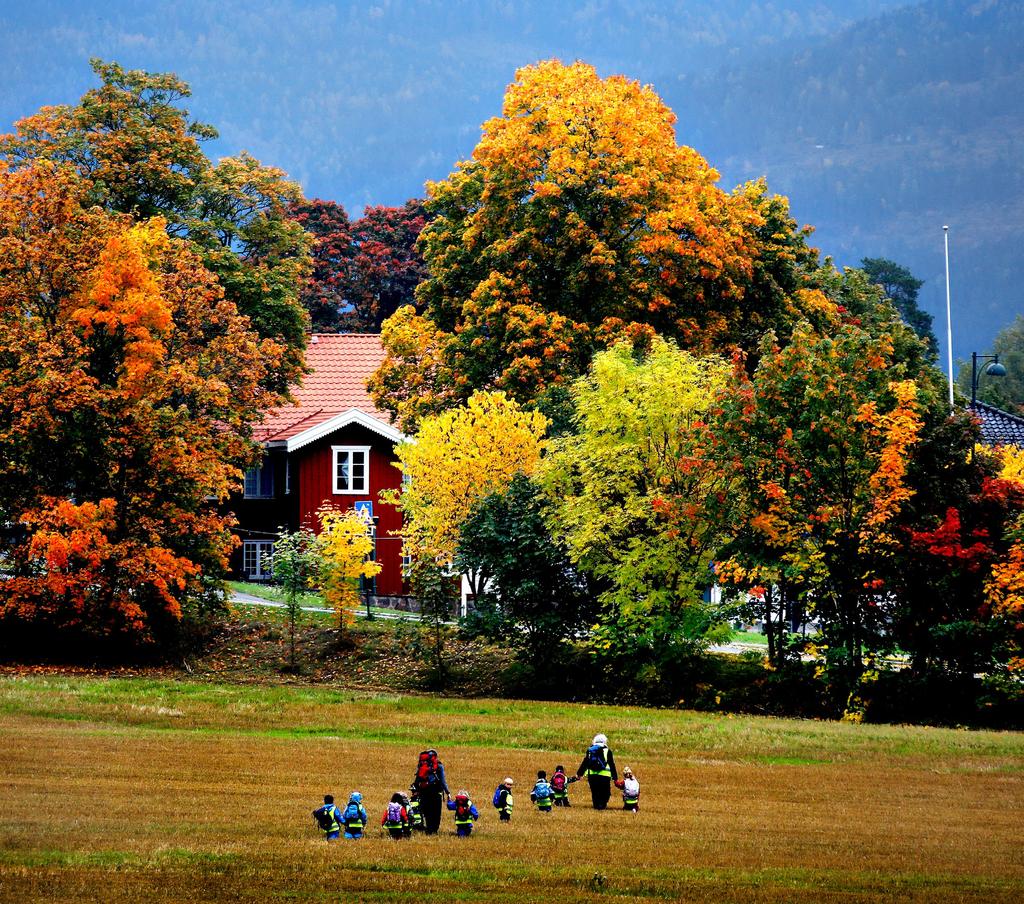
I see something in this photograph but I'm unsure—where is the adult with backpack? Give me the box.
[576,733,618,810]
[411,748,450,835]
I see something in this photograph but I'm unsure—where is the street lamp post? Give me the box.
[970,352,1007,406]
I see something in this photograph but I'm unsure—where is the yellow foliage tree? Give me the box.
[393,391,548,591]
[318,507,381,625]
[989,446,1024,669]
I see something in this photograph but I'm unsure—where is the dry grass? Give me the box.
[1,676,1022,903]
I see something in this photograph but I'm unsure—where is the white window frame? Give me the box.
[242,540,275,579]
[332,445,371,495]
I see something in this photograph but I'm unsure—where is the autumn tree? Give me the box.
[345,200,428,331]
[289,198,428,334]
[391,391,547,596]
[542,337,734,667]
[0,163,284,648]
[288,199,353,331]
[0,59,311,389]
[318,506,380,626]
[370,60,834,431]
[706,321,925,684]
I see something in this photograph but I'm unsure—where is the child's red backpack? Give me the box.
[415,749,440,789]
[551,771,567,793]
[455,795,471,820]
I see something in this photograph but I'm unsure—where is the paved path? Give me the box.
[231,591,419,620]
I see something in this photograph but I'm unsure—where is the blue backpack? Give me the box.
[586,744,606,772]
[534,779,552,800]
[492,784,505,808]
[342,802,363,826]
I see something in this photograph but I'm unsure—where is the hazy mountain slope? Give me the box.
[666,0,1024,359]
[0,0,909,214]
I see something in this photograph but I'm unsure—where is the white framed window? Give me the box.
[242,540,275,579]
[243,462,274,499]
[332,446,370,495]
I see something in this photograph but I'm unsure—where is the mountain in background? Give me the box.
[666,0,1024,361]
[0,0,1018,355]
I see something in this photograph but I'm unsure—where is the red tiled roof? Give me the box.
[255,334,396,444]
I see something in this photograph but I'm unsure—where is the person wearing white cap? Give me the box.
[576,732,618,809]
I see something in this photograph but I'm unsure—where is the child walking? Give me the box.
[341,791,369,838]
[446,789,480,836]
[616,766,640,812]
[312,794,343,840]
[492,777,514,822]
[530,770,554,813]
[551,765,577,807]
[407,787,425,831]
[381,792,411,839]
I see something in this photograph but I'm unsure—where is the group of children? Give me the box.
[312,765,640,840]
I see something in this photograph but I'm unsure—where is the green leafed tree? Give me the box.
[542,336,733,667]
[860,257,936,354]
[271,528,324,671]
[455,474,596,670]
[956,315,1024,414]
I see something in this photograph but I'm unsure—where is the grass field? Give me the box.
[1,675,1023,903]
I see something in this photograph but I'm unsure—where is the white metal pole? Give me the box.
[943,225,954,409]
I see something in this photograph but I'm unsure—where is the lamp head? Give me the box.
[988,362,1007,378]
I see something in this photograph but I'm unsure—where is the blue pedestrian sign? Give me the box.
[354,500,373,522]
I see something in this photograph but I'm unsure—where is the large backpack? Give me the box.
[386,801,404,825]
[408,798,424,827]
[313,805,336,831]
[551,771,567,793]
[534,779,552,800]
[586,744,607,773]
[415,749,440,789]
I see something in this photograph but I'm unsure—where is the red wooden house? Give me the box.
[231,334,408,596]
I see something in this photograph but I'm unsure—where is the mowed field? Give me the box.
[1,676,1023,903]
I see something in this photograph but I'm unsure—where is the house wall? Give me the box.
[294,423,406,596]
[229,450,297,579]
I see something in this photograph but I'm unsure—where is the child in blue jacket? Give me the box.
[312,794,343,840]
[341,791,369,839]
[446,789,480,836]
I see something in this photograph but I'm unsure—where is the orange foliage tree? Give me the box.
[705,321,924,677]
[370,60,834,430]
[0,59,311,391]
[0,163,284,645]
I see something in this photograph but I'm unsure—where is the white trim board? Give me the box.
[279,408,406,451]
